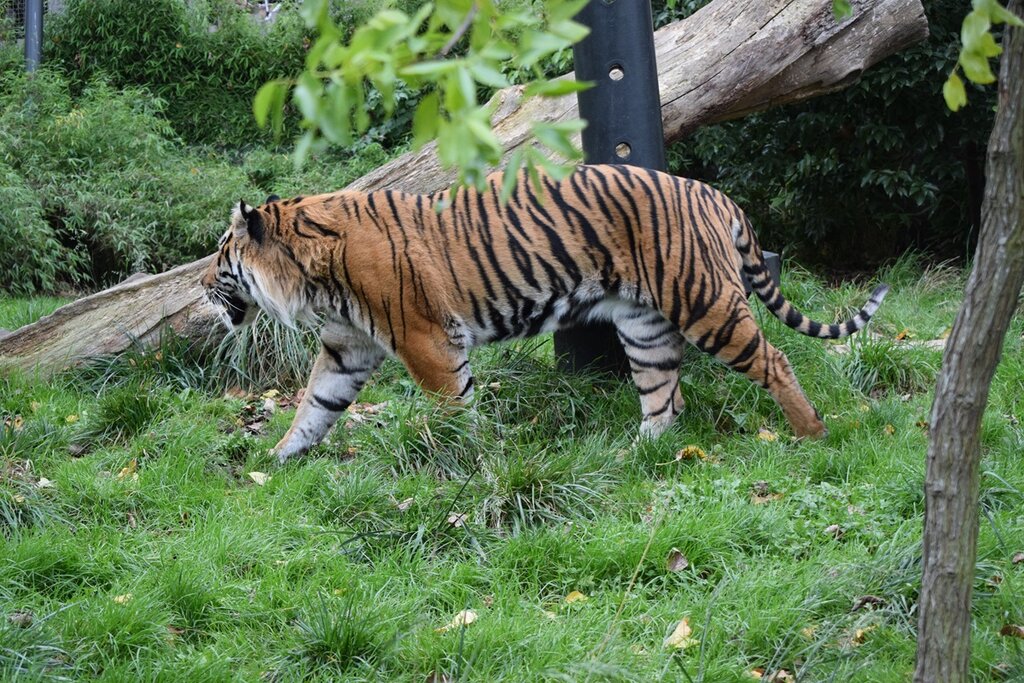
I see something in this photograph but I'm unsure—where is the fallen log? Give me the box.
[0,0,928,375]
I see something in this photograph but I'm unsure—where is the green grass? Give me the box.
[2,265,1024,682]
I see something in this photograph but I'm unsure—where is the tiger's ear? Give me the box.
[232,200,264,244]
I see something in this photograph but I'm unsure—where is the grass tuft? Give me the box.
[291,592,399,674]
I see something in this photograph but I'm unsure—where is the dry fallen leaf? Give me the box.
[675,445,707,461]
[397,497,414,512]
[895,328,910,341]
[261,389,280,400]
[36,477,54,489]
[800,625,818,639]
[1011,551,1024,565]
[663,617,697,650]
[757,429,779,442]
[115,460,138,482]
[766,670,794,682]
[447,512,466,528]
[1000,624,1024,640]
[435,609,478,633]
[425,671,453,683]
[113,593,133,605]
[824,524,844,539]
[248,471,271,486]
[852,624,877,645]
[666,548,689,573]
[224,386,248,400]
[542,610,557,620]
[13,494,26,504]
[65,414,79,424]
[751,492,783,505]
[749,668,765,679]
[564,590,588,604]
[883,423,895,435]
[30,401,41,413]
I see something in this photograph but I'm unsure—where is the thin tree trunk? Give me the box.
[0,0,929,375]
[914,3,1024,680]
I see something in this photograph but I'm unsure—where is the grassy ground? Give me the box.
[2,259,1023,682]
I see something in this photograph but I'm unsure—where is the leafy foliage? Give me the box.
[943,0,1024,110]
[660,0,1000,267]
[46,0,310,146]
[259,0,591,191]
[0,65,397,293]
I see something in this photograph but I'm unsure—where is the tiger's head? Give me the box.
[201,194,309,330]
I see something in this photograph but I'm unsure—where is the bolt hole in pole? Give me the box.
[608,64,624,81]
[615,142,631,159]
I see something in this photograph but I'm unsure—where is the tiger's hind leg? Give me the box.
[614,307,686,440]
[273,321,385,463]
[395,322,475,407]
[680,290,827,438]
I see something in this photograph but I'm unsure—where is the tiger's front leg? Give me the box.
[273,322,384,463]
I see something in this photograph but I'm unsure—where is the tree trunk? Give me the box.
[914,3,1024,681]
[0,0,928,375]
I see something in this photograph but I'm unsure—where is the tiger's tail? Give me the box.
[731,218,888,339]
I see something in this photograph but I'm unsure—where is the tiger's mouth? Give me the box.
[224,293,250,326]
[207,288,257,328]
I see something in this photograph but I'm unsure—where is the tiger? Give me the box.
[201,164,888,463]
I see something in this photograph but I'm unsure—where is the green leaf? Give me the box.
[319,82,352,146]
[300,0,330,31]
[976,31,1002,58]
[400,60,460,77]
[959,49,996,84]
[942,72,967,111]
[293,130,316,168]
[546,0,591,23]
[961,10,991,51]
[990,1,1024,26]
[531,121,581,159]
[412,91,441,150]
[253,80,288,131]
[469,62,510,89]
[293,73,322,121]
[524,79,591,98]
[548,19,589,44]
[832,0,852,20]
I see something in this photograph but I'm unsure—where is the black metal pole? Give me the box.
[24,0,44,72]
[555,0,665,374]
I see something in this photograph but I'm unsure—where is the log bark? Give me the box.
[914,2,1024,681]
[0,0,928,375]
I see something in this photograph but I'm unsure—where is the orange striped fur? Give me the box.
[202,164,887,462]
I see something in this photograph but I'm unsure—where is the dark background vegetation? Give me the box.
[0,0,995,296]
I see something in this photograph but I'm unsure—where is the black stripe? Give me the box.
[313,395,351,413]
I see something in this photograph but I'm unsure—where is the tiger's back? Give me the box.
[202,164,887,462]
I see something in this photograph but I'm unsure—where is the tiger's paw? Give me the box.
[271,437,311,465]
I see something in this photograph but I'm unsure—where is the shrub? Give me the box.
[0,163,74,293]
[47,0,310,147]
[0,69,258,289]
[657,0,996,267]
